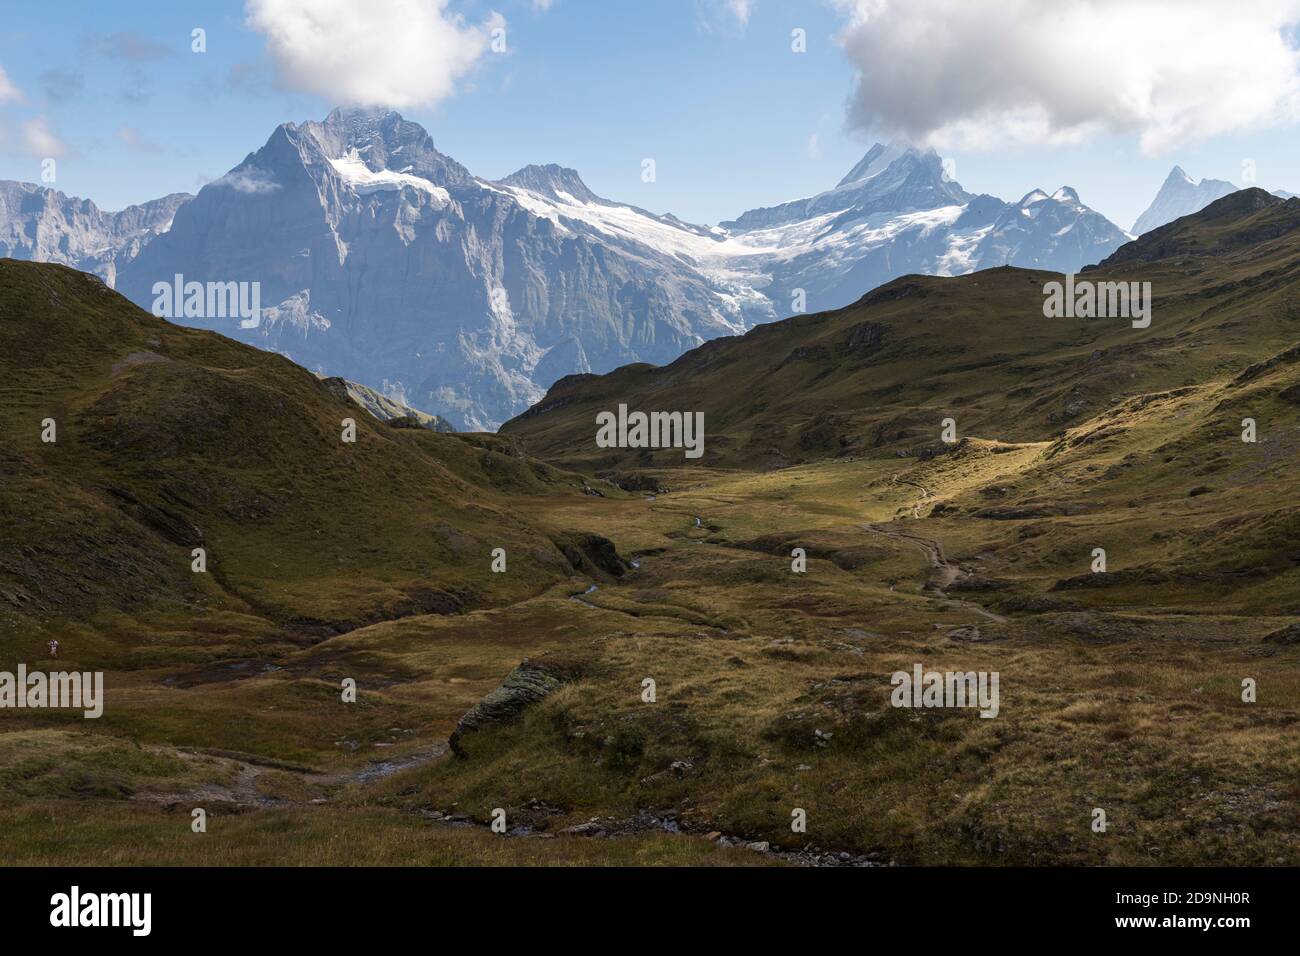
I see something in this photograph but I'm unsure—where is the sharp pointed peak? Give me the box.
[836,142,937,188]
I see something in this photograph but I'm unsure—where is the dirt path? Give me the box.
[865,522,1006,624]
[890,475,936,518]
[867,475,1008,625]
[134,741,451,807]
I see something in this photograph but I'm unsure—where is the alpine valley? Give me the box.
[4,190,1300,867]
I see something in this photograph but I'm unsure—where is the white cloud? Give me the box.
[0,65,22,103]
[211,166,282,194]
[835,0,1300,155]
[245,0,504,109]
[22,117,66,158]
[697,0,754,31]
[807,133,823,160]
[723,0,754,24]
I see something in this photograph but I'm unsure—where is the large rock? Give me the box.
[449,660,568,757]
[319,376,454,432]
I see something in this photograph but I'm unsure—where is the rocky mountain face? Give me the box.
[1131,166,1238,235]
[11,109,1130,430]
[0,181,191,287]
[503,189,1300,475]
[720,144,1130,318]
[114,109,753,431]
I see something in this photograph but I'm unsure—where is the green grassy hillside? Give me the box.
[502,189,1300,473]
[3,192,1300,867]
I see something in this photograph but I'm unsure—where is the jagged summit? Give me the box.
[226,108,475,194]
[323,104,400,127]
[1132,164,1238,235]
[0,180,191,287]
[314,106,436,152]
[500,164,601,204]
[836,143,931,187]
[315,107,448,150]
[724,141,968,232]
[1017,187,1084,207]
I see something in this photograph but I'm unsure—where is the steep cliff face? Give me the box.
[116,108,751,431]
[0,181,190,287]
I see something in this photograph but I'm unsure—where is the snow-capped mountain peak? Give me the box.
[500,164,602,204]
[1133,165,1238,235]
[836,142,919,187]
[723,142,968,233]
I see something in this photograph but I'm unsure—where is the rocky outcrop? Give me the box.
[551,531,629,578]
[319,376,454,432]
[449,660,569,757]
[1262,623,1300,645]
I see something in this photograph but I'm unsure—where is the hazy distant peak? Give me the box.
[1133,164,1239,234]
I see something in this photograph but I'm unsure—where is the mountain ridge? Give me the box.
[502,188,1300,472]
[4,108,1131,431]
[0,181,191,287]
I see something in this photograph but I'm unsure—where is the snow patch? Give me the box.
[329,152,451,204]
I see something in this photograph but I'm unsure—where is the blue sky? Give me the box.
[2,0,1299,231]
